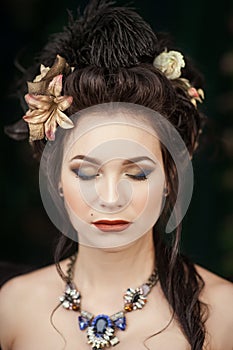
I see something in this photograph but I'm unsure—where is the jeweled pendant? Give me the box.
[60,255,159,349]
[86,314,119,349]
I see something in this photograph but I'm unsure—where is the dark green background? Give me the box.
[1,0,233,279]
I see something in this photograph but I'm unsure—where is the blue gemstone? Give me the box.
[78,316,90,330]
[95,317,108,335]
[114,317,126,331]
[92,314,112,336]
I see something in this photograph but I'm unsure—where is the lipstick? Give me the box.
[92,220,131,232]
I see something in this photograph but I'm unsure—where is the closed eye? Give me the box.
[71,168,99,181]
[126,169,153,181]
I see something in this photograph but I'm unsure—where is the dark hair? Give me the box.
[7,0,208,349]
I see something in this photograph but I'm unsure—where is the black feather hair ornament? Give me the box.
[39,0,160,70]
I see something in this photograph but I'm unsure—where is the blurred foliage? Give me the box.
[0,0,232,279]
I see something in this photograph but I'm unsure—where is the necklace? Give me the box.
[59,253,159,349]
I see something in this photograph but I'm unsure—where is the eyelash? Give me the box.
[126,170,152,181]
[71,169,152,181]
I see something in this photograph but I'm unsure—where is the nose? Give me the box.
[96,176,130,210]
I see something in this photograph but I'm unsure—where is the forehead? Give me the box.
[63,112,162,163]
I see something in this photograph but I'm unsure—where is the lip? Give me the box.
[92,220,130,224]
[92,220,131,232]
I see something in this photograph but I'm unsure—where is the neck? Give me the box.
[73,230,155,293]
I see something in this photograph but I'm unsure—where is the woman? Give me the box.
[0,1,232,349]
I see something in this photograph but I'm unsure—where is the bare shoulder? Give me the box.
[0,259,69,350]
[0,259,64,298]
[1,257,70,290]
[195,263,233,299]
[195,264,233,349]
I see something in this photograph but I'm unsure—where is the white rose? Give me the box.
[153,50,185,80]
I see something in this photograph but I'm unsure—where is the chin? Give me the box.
[98,239,141,253]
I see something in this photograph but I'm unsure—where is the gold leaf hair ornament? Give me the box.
[153,49,205,108]
[23,55,74,142]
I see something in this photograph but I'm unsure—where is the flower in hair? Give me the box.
[153,49,185,80]
[153,50,205,108]
[23,75,73,141]
[180,78,205,108]
[23,55,74,142]
[33,64,51,82]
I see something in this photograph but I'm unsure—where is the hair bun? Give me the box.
[40,0,160,70]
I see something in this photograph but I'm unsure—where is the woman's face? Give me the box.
[60,112,166,248]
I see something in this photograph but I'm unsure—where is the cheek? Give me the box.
[131,176,165,219]
[131,183,149,213]
[147,180,164,211]
[135,169,165,207]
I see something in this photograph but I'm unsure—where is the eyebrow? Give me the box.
[70,155,156,165]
